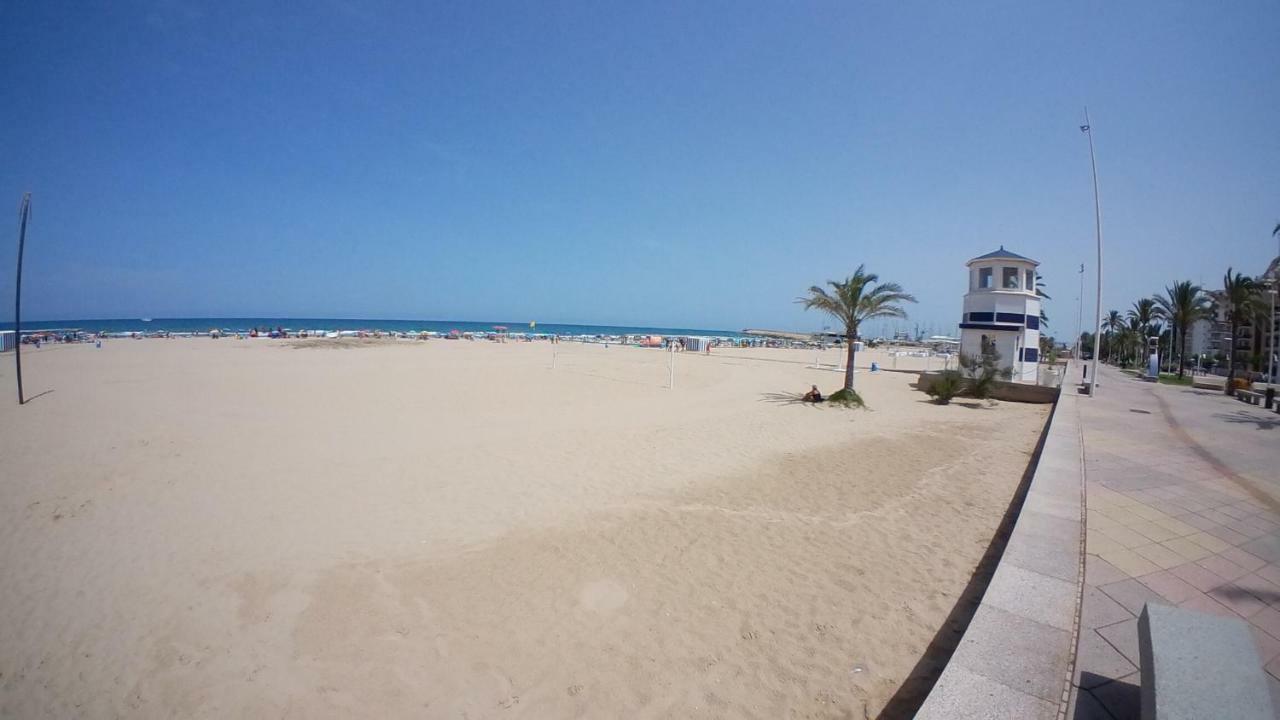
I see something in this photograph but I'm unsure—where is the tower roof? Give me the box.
[966,246,1039,266]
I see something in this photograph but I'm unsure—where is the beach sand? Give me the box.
[0,339,1049,718]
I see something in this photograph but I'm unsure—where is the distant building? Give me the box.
[959,247,1041,383]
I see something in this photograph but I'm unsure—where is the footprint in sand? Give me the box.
[578,580,628,613]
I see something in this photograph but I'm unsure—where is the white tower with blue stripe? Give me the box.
[960,247,1041,383]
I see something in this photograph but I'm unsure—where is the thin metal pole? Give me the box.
[14,193,31,405]
[1269,284,1276,390]
[1082,110,1103,396]
[1075,263,1084,362]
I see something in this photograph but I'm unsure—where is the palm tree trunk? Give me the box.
[1177,324,1186,378]
[1226,319,1238,395]
[844,332,856,391]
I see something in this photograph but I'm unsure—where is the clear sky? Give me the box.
[2,1,1278,335]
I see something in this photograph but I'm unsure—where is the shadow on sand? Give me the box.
[758,391,823,407]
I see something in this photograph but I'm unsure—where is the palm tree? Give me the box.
[799,266,916,394]
[1153,281,1210,378]
[1128,299,1163,370]
[1035,273,1051,327]
[1222,267,1262,395]
[1104,310,1124,363]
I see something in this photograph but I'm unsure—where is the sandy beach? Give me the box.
[0,338,1049,718]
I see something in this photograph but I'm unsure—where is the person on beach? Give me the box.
[802,385,823,403]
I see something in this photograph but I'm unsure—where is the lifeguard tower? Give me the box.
[959,247,1041,383]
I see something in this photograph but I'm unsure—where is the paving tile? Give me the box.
[1138,570,1202,604]
[1098,549,1161,578]
[1268,672,1280,714]
[1099,578,1168,616]
[1066,688,1115,720]
[1081,585,1135,627]
[1150,515,1200,536]
[1224,518,1269,540]
[1096,525,1156,550]
[1159,536,1213,562]
[1178,591,1239,619]
[1269,652,1280,682]
[918,664,1057,719]
[947,605,1070,704]
[1236,573,1280,606]
[1085,555,1130,587]
[1074,629,1138,688]
[1176,513,1220,531]
[1204,524,1252,546]
[1255,563,1280,588]
[1147,500,1188,517]
[1128,520,1181,543]
[1219,546,1269,573]
[1220,503,1258,520]
[1086,530,1125,556]
[1000,531,1079,583]
[982,564,1077,631]
[1197,554,1253,581]
[1128,504,1173,522]
[1209,583,1270,618]
[1097,617,1141,666]
[1089,673,1141,720]
[1132,542,1192,570]
[1200,508,1243,525]
[1184,531,1232,553]
[1253,606,1280,640]
[1252,625,1280,664]
[1169,562,1229,592]
[1242,536,1280,565]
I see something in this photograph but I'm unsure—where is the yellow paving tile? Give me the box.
[1160,537,1213,562]
[1086,530,1125,555]
[1096,525,1153,549]
[1151,516,1199,537]
[1087,513,1123,532]
[1098,548,1163,578]
[1185,531,1232,553]
[1129,520,1181,543]
[1132,542,1192,570]
[1128,504,1174,522]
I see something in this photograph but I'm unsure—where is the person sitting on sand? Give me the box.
[802,385,823,403]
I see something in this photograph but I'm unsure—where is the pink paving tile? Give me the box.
[1219,547,1269,573]
[1219,504,1257,521]
[1237,574,1280,605]
[1224,519,1268,540]
[1176,513,1220,531]
[1252,626,1280,663]
[1253,606,1280,639]
[1179,592,1239,619]
[1256,564,1280,588]
[1169,562,1229,592]
[1138,570,1202,604]
[1199,509,1241,525]
[1242,515,1280,534]
[1203,524,1251,546]
[1208,584,1270,618]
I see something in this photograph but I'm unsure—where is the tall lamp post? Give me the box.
[1081,110,1103,396]
[1074,263,1084,361]
[1265,278,1277,390]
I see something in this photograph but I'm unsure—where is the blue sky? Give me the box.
[2,1,1277,335]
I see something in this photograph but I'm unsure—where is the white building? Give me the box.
[959,247,1041,383]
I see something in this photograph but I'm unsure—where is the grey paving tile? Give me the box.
[1252,606,1280,639]
[1082,585,1135,628]
[1169,561,1230,592]
[1075,629,1138,688]
[1224,518,1269,540]
[1178,592,1240,620]
[1001,528,1080,583]
[1099,578,1168,616]
[1066,687,1114,720]
[916,664,1057,720]
[1089,674,1141,720]
[1203,524,1251,545]
[1198,554,1254,582]
[1252,625,1280,664]
[948,604,1070,704]
[1209,583,1270,618]
[1177,513,1220,531]
[1138,570,1202,604]
[1086,555,1130,587]
[1219,546,1270,573]
[1097,617,1141,666]
[982,563,1077,631]
[1243,536,1280,565]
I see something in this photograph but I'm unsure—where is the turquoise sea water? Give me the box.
[2,318,744,338]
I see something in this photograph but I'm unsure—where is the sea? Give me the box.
[1,318,746,339]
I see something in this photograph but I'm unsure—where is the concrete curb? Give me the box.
[916,392,1087,718]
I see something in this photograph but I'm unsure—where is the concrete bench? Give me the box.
[1138,603,1274,719]
[1237,390,1263,405]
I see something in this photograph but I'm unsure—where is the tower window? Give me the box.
[1002,267,1019,289]
[978,267,993,288]
[1026,269,1036,292]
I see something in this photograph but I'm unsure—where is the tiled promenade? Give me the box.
[1069,366,1280,719]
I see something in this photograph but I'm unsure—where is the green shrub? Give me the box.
[926,370,965,404]
[958,343,1012,399]
[827,387,866,409]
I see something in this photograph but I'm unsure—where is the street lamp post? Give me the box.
[1081,110,1103,396]
[1266,279,1277,390]
[1074,263,1084,361]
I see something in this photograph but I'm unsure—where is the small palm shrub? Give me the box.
[958,343,1012,399]
[827,387,866,409]
[926,370,964,405]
